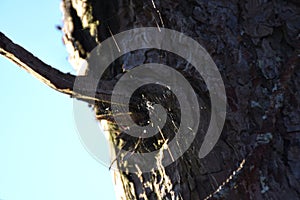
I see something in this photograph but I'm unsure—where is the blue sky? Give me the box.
[0,1,115,199]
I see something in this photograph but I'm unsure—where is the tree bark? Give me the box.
[63,0,300,199]
[61,0,300,199]
[1,1,299,199]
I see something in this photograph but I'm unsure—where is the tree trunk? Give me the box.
[61,0,300,199]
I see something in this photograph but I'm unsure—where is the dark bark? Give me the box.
[0,32,122,104]
[0,32,75,97]
[60,0,300,199]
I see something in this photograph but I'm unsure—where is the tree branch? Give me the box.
[0,32,113,104]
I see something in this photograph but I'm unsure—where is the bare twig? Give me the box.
[0,32,76,95]
[0,31,113,104]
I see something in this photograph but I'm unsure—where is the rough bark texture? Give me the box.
[61,0,300,199]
